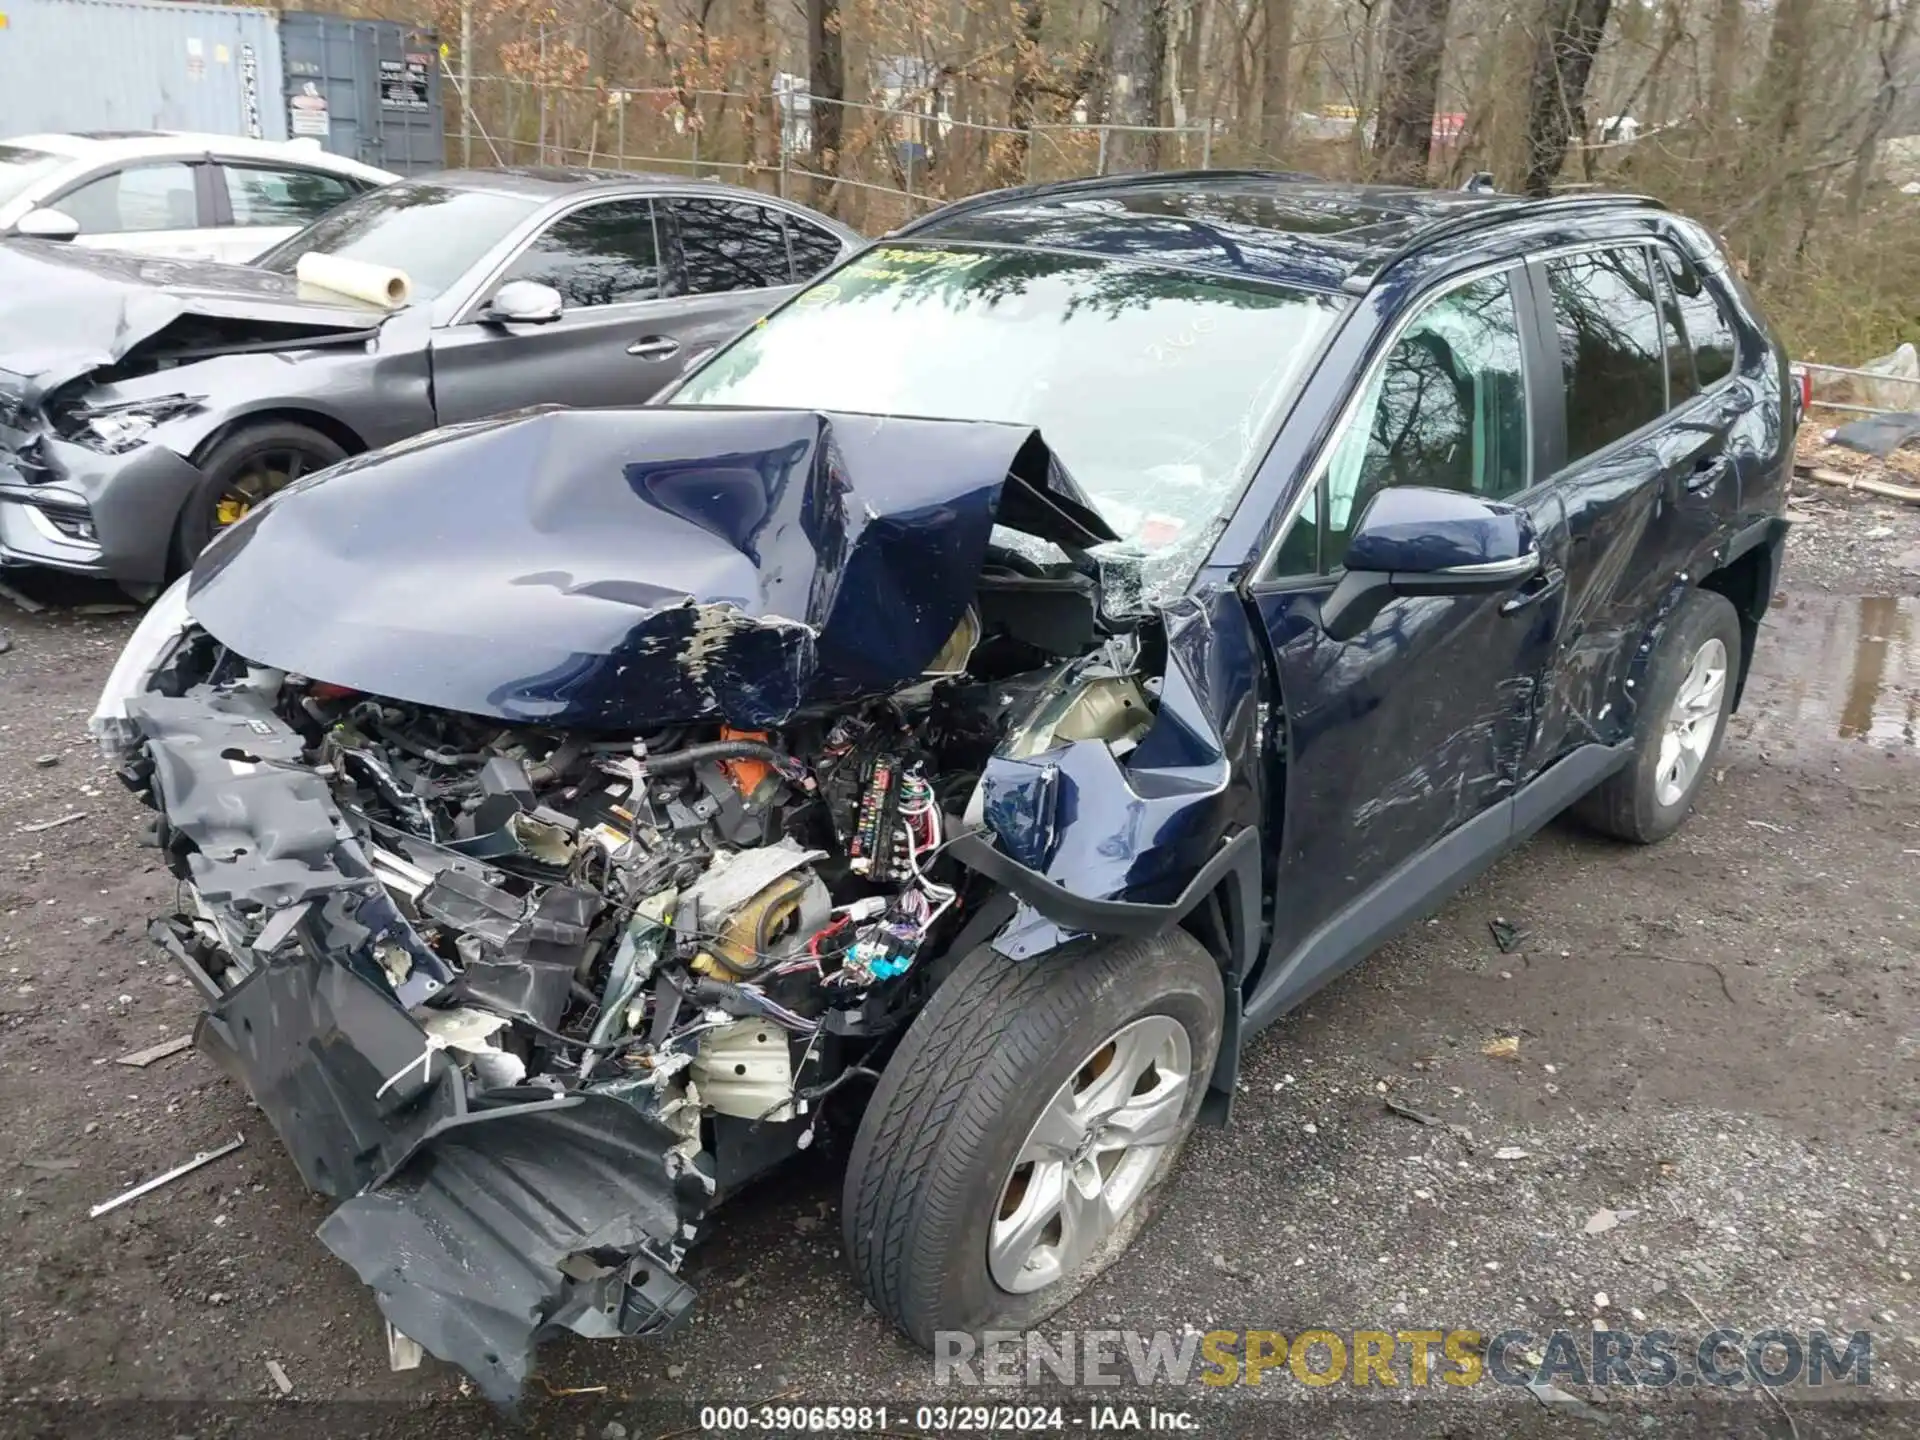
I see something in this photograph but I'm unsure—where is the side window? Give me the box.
[666,198,794,295]
[787,217,844,280]
[56,162,199,234]
[1543,248,1667,461]
[1321,272,1530,564]
[1658,247,1737,389]
[222,165,361,227]
[497,198,660,309]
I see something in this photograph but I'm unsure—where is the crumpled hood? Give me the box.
[0,238,387,400]
[185,405,1118,729]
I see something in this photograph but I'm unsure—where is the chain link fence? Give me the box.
[443,71,1216,230]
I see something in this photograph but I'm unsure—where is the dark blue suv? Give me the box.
[103,171,1791,1397]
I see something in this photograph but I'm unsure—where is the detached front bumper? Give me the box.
[0,436,205,586]
[131,685,711,1404]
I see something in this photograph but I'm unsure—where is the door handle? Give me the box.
[1499,565,1564,614]
[627,335,681,360]
[1686,452,1730,494]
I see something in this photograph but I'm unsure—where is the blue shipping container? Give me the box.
[0,0,287,140]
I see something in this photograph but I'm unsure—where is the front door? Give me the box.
[430,196,687,422]
[1244,265,1569,1014]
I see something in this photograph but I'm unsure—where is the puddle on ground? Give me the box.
[1736,595,1918,751]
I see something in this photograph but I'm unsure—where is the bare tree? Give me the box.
[1521,0,1614,195]
[1106,0,1170,169]
[807,0,845,206]
[1374,0,1452,181]
[1262,0,1297,157]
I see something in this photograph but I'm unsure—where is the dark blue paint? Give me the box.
[185,406,1114,729]
[1342,487,1536,573]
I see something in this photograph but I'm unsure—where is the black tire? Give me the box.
[173,422,347,573]
[844,931,1223,1349]
[1574,587,1742,844]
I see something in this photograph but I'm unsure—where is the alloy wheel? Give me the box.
[987,1014,1192,1294]
[1654,636,1728,807]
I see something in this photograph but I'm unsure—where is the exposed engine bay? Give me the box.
[98,406,1252,1403]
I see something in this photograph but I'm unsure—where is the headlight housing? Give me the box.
[90,574,194,762]
[63,395,204,454]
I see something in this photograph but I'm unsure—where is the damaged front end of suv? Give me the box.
[95,404,1263,1402]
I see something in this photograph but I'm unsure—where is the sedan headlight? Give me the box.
[90,574,193,761]
[65,395,204,454]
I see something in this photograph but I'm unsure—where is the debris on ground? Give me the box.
[89,1136,244,1218]
[0,580,47,615]
[1481,1035,1521,1060]
[265,1359,293,1395]
[1582,1206,1636,1236]
[20,812,85,834]
[1383,1098,1475,1148]
[32,754,58,769]
[114,1034,194,1068]
[1488,917,1525,953]
[22,1157,83,1173]
[1492,1145,1532,1161]
[1828,410,1920,458]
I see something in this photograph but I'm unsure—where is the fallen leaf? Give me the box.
[1583,1208,1619,1236]
[1482,1035,1521,1060]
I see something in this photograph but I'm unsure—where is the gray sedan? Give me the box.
[0,168,859,592]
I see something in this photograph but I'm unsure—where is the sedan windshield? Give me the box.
[0,145,67,211]
[254,182,542,301]
[674,243,1345,600]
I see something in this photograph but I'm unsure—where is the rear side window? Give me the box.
[1659,247,1737,388]
[665,198,793,295]
[56,162,199,234]
[787,218,844,279]
[1543,248,1667,461]
[499,197,660,309]
[222,165,362,227]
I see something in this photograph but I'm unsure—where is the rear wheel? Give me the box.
[844,931,1222,1348]
[174,422,346,573]
[1575,588,1741,843]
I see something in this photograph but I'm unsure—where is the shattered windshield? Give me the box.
[254,181,542,301]
[674,243,1346,606]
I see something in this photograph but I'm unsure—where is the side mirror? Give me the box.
[1321,487,1540,642]
[15,207,80,241]
[484,280,563,325]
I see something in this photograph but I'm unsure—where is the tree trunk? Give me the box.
[1521,0,1613,197]
[745,0,775,174]
[996,0,1046,187]
[1105,0,1169,170]
[1373,0,1452,182]
[807,0,845,208]
[1704,0,1741,119]
[1261,0,1297,158]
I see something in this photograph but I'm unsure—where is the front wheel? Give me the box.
[843,931,1223,1348]
[173,422,347,573]
[1575,587,1742,843]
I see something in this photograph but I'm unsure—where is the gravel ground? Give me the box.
[1,477,1916,1439]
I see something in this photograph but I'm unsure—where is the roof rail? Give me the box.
[1338,192,1668,294]
[890,168,1328,237]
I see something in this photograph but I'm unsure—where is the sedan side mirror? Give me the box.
[484,280,564,325]
[15,206,80,241]
[1321,486,1541,642]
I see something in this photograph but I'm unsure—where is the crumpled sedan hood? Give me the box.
[0,238,387,400]
[185,405,1119,728]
